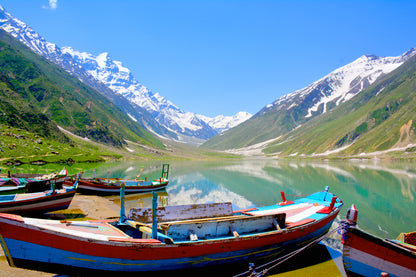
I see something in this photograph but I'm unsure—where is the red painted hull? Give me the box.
[0,189,76,215]
[0,190,342,274]
[0,211,339,274]
[77,179,168,195]
[342,226,416,277]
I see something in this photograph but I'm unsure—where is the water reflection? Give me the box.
[8,159,415,239]
[106,160,412,239]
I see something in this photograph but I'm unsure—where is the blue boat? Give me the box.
[0,187,342,275]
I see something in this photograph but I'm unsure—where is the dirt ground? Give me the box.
[0,194,120,276]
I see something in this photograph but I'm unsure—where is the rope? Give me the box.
[233,226,341,277]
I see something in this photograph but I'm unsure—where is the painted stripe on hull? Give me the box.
[0,193,74,214]
[343,227,416,270]
[3,214,335,260]
[77,182,167,194]
[343,247,416,277]
[77,185,166,193]
[3,222,332,272]
[0,200,71,213]
[0,215,337,272]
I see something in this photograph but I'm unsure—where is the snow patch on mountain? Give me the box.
[266,48,416,119]
[60,46,251,138]
[206,112,252,133]
[0,5,251,141]
[304,52,416,117]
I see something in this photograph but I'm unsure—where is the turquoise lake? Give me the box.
[72,159,416,240]
[3,159,416,276]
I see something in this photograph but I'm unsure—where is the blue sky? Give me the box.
[2,0,416,117]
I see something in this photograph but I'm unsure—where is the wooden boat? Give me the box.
[0,178,28,195]
[0,187,342,275]
[341,204,416,277]
[77,164,169,195]
[12,168,68,193]
[0,179,78,215]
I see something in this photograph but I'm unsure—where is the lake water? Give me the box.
[4,159,416,276]
[76,159,416,240]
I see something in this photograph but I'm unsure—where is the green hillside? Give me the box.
[0,30,163,149]
[264,55,416,157]
[0,123,118,165]
[201,110,296,150]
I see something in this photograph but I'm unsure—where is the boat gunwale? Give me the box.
[0,189,76,206]
[344,225,416,258]
[77,179,168,194]
[0,203,341,247]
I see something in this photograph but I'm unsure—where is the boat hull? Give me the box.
[0,186,27,195]
[342,226,416,277]
[0,178,28,195]
[26,177,66,193]
[77,179,168,195]
[0,211,338,274]
[10,174,67,192]
[0,190,76,215]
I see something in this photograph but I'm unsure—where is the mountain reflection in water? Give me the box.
[84,159,416,239]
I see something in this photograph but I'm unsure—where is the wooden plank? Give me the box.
[166,213,285,241]
[161,214,248,226]
[129,202,234,223]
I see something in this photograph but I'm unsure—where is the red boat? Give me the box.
[0,188,342,275]
[77,164,169,195]
[341,205,416,277]
[0,179,78,215]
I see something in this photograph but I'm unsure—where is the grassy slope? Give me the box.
[0,30,163,149]
[263,55,416,156]
[202,106,296,151]
[0,124,112,164]
[0,123,241,165]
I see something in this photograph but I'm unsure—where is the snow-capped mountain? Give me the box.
[263,48,416,118]
[201,112,252,133]
[0,6,251,143]
[203,47,416,150]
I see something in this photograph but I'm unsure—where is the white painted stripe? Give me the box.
[345,246,416,276]
[0,197,71,213]
[248,203,312,216]
[286,205,324,222]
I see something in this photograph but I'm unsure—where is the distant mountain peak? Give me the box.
[62,43,250,142]
[265,48,416,119]
[0,3,248,143]
[204,47,416,151]
[0,6,252,144]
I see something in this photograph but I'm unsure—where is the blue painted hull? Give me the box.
[0,190,342,275]
[342,225,416,277]
[2,220,334,274]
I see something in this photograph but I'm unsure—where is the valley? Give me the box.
[0,5,415,163]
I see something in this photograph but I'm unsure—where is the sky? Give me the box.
[1,0,416,117]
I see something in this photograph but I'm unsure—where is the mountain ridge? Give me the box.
[262,53,416,157]
[0,28,163,149]
[0,6,251,144]
[202,48,416,151]
[60,46,252,142]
